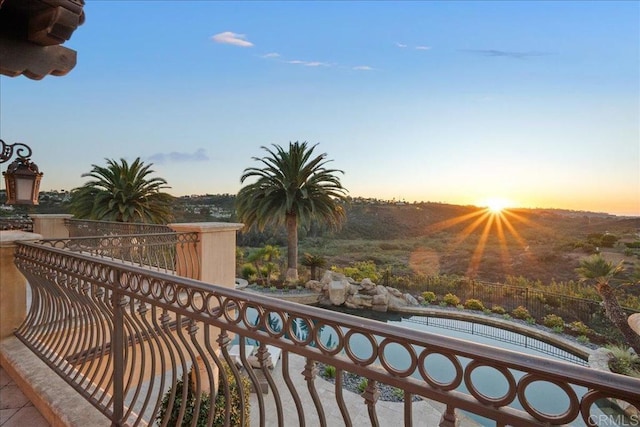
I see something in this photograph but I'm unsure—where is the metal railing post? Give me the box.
[111,287,125,427]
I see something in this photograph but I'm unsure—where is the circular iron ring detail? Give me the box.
[204,293,223,318]
[263,311,286,338]
[287,316,314,346]
[464,360,517,407]
[344,330,378,366]
[314,322,344,356]
[378,338,418,377]
[417,350,463,391]
[516,373,580,424]
[222,297,241,323]
[242,303,263,332]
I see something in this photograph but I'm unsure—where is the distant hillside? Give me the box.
[5,192,639,284]
[299,201,640,284]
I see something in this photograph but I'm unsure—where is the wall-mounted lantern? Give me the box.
[1,139,43,205]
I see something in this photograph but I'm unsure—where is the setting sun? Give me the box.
[483,198,512,213]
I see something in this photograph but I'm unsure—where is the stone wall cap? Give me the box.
[168,222,244,233]
[0,230,42,247]
[29,214,73,218]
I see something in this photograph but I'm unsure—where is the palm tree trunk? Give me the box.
[599,284,640,354]
[285,213,298,283]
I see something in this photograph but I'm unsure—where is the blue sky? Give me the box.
[2,1,638,215]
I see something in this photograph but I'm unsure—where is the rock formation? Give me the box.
[307,271,419,313]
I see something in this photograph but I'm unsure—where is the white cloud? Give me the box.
[211,31,254,47]
[396,42,407,48]
[305,61,329,67]
[353,65,373,71]
[415,46,431,50]
[261,52,280,58]
[287,60,330,67]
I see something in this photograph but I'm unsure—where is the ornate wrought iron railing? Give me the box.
[39,231,200,280]
[13,241,640,427]
[65,218,174,237]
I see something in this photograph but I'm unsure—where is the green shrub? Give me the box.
[439,301,448,308]
[443,293,460,306]
[391,387,404,399]
[569,321,591,335]
[543,314,565,329]
[357,378,368,393]
[552,325,564,333]
[491,305,506,315]
[456,304,464,310]
[421,291,437,303]
[212,364,251,426]
[600,234,619,248]
[157,363,250,427]
[502,314,512,320]
[526,317,536,325]
[333,261,380,282]
[240,263,257,280]
[482,308,492,315]
[606,345,640,377]
[464,299,484,311]
[577,335,590,344]
[511,306,531,320]
[323,365,336,379]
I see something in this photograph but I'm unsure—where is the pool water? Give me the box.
[237,307,625,427]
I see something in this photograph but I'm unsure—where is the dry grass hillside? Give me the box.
[300,202,640,285]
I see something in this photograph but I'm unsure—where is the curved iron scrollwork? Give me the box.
[1,139,33,163]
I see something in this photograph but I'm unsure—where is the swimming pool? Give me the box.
[237,307,625,427]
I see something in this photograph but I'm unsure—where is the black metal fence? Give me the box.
[405,316,588,365]
[420,278,639,330]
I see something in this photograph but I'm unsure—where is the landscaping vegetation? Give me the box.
[4,185,639,351]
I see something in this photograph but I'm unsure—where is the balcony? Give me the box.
[0,217,638,427]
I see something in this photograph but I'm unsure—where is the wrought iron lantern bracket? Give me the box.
[1,139,43,205]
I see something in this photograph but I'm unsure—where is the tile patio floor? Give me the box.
[0,366,50,427]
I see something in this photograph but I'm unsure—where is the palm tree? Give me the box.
[247,245,281,286]
[576,255,640,354]
[69,157,174,224]
[301,253,327,281]
[236,141,347,282]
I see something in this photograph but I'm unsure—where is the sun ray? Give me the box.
[467,212,495,277]
[494,212,514,277]
[425,209,487,234]
[414,203,546,280]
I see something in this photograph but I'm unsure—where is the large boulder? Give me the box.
[387,294,409,311]
[404,293,419,306]
[386,286,404,298]
[328,279,350,306]
[305,280,324,293]
[346,294,373,309]
[360,278,377,294]
[372,293,388,306]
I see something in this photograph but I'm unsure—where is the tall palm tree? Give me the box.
[69,157,174,224]
[576,255,640,354]
[236,141,348,282]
